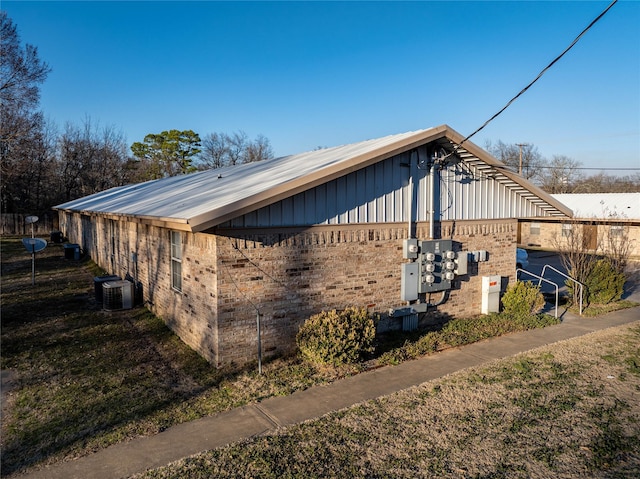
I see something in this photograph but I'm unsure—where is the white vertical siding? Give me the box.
[223,151,558,227]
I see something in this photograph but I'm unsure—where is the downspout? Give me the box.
[407,174,413,240]
[429,161,436,239]
[405,150,418,240]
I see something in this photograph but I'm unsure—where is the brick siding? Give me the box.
[59,212,517,368]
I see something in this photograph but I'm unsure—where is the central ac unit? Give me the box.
[103,280,134,311]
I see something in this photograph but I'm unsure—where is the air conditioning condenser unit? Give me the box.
[103,280,134,311]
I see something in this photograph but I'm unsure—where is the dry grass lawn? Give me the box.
[137,323,640,478]
[1,237,331,477]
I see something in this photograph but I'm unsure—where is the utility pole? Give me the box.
[516,143,528,175]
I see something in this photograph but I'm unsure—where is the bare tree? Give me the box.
[244,134,274,163]
[199,132,229,169]
[56,118,129,202]
[26,119,58,213]
[90,125,129,192]
[553,213,633,307]
[572,172,640,193]
[197,131,274,169]
[57,122,93,201]
[0,12,51,214]
[226,131,249,166]
[552,219,602,305]
[538,155,583,193]
[0,12,51,110]
[484,140,545,182]
[605,222,633,275]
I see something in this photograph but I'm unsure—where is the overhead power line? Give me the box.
[494,164,639,172]
[539,166,640,171]
[448,0,618,159]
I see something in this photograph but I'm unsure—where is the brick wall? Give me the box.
[213,219,517,367]
[59,211,517,368]
[60,212,222,365]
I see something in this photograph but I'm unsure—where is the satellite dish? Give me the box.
[22,237,47,253]
[25,216,39,224]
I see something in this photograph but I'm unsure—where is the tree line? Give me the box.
[484,140,639,194]
[0,12,274,216]
[2,11,638,218]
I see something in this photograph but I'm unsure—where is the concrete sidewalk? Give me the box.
[20,307,640,479]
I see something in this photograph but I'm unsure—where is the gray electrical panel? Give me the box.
[418,239,455,293]
[455,251,468,275]
[400,239,468,301]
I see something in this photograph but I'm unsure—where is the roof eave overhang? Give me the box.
[442,129,574,219]
[54,207,192,232]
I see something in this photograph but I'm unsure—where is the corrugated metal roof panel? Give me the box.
[55,128,436,227]
[55,125,572,231]
[551,193,640,220]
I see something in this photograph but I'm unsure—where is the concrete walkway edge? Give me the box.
[19,307,640,479]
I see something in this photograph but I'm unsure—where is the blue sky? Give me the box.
[4,1,639,171]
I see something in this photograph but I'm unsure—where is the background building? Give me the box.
[518,193,639,259]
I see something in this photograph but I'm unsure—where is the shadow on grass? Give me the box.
[1,238,227,476]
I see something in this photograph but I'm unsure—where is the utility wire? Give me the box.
[221,258,260,313]
[230,239,289,288]
[447,0,618,160]
[537,166,639,171]
[493,164,638,172]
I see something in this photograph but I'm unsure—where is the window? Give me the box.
[170,231,182,292]
[561,223,573,238]
[530,222,540,235]
[610,225,624,237]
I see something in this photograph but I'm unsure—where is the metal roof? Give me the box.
[551,193,640,220]
[54,125,572,232]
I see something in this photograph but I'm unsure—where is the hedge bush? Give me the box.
[501,281,545,316]
[583,259,625,305]
[296,307,376,366]
[378,313,559,365]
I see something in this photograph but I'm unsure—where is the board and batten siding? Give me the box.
[223,150,553,228]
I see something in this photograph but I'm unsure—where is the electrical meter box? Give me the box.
[400,239,467,302]
[418,239,456,293]
[403,238,419,259]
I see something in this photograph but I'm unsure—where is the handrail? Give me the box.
[539,265,584,316]
[516,269,559,319]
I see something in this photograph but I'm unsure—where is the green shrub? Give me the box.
[378,332,439,366]
[296,308,376,366]
[582,259,625,305]
[501,281,545,316]
[378,313,559,365]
